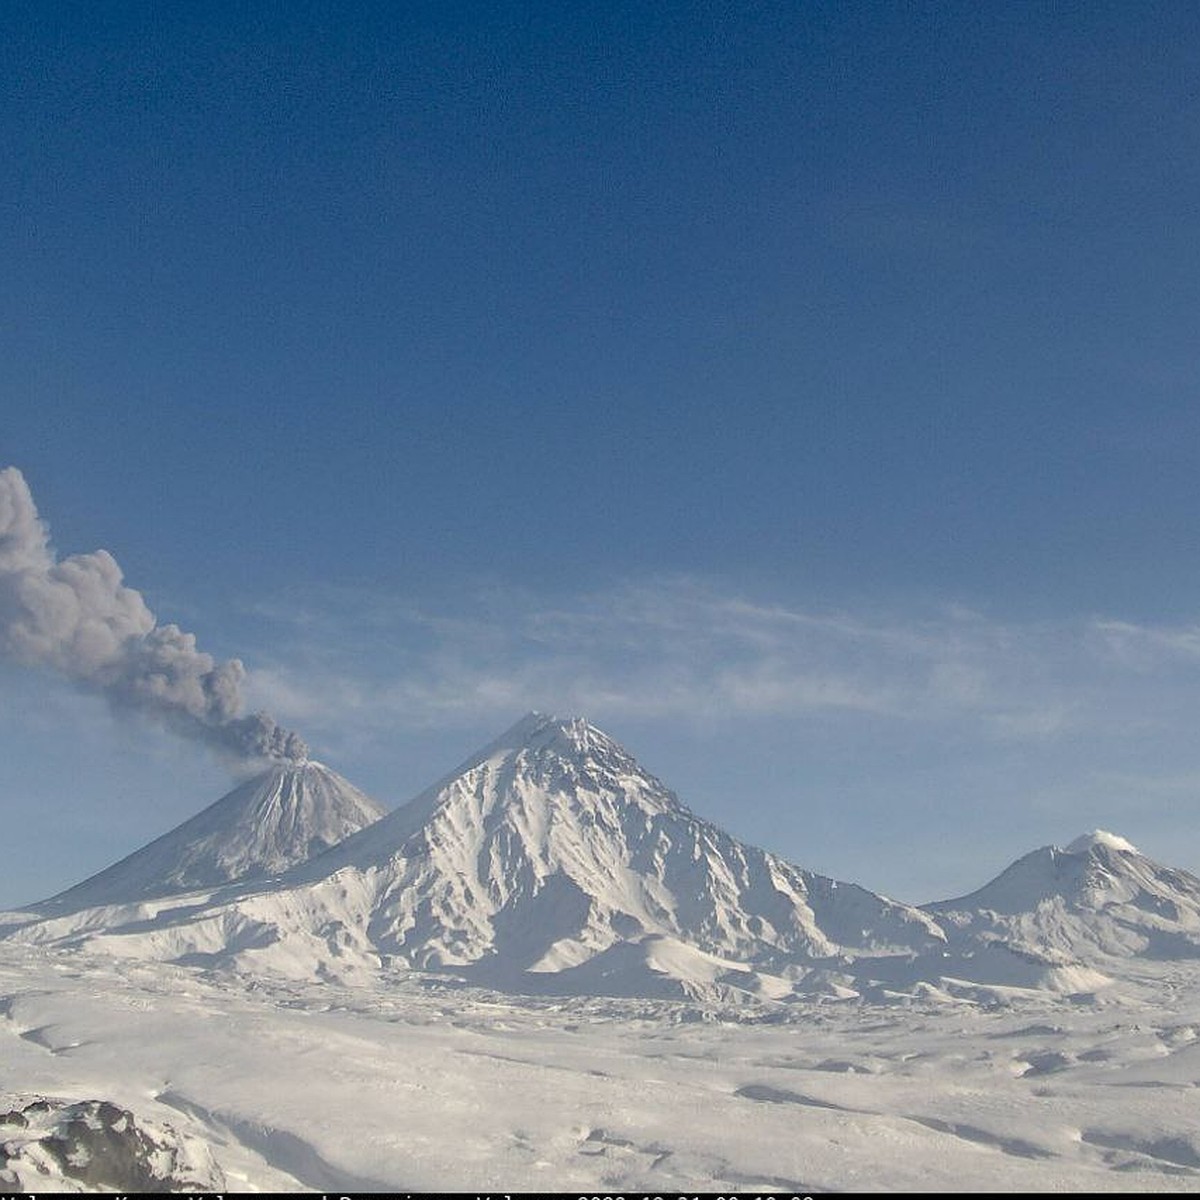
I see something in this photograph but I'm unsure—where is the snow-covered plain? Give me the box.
[3,940,1200,1193]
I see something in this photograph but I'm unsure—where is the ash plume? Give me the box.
[0,467,308,765]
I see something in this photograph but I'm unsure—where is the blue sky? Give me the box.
[4,1,1200,908]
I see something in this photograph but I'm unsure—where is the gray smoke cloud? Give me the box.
[0,467,308,765]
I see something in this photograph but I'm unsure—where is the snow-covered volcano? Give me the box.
[925,830,1200,963]
[36,761,389,913]
[17,714,944,997]
[303,712,945,976]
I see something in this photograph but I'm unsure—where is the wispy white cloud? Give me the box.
[234,576,1200,752]
[1087,618,1200,669]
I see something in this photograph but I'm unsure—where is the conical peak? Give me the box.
[302,711,683,882]
[1064,830,1139,856]
[241,757,361,793]
[359,713,679,845]
[38,754,387,911]
[242,758,330,799]
[237,755,304,784]
[255,756,326,780]
[502,710,588,740]
[492,712,619,760]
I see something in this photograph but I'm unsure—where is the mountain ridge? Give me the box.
[13,713,1200,1002]
[16,713,945,998]
[925,829,1200,963]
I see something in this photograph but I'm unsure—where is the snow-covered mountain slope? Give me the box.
[810,830,1200,1000]
[303,713,946,971]
[925,830,1200,963]
[34,761,389,913]
[16,714,944,998]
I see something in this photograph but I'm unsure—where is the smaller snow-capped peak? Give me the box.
[930,832,1151,918]
[1065,830,1138,855]
[37,759,389,912]
[927,830,1200,964]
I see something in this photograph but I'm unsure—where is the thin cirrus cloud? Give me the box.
[1087,619,1200,671]
[235,578,1198,746]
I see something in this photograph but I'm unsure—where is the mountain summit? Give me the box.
[925,831,1200,962]
[301,712,945,980]
[37,760,389,913]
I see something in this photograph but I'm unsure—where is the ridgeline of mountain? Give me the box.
[35,761,389,913]
[925,830,1200,963]
[297,712,946,974]
[18,714,944,999]
[16,718,1200,1002]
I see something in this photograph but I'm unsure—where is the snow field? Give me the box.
[2,942,1199,1192]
